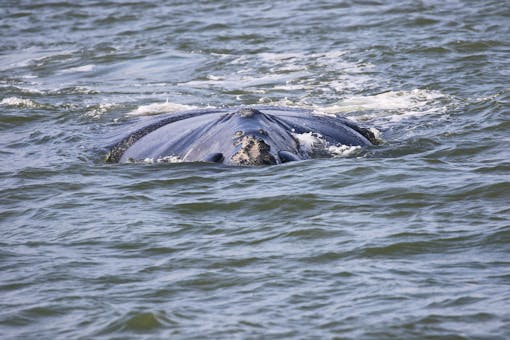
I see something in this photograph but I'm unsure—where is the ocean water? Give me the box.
[1,0,509,338]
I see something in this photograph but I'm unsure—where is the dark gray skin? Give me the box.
[106,106,377,165]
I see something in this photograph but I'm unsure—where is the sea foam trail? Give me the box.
[312,89,452,124]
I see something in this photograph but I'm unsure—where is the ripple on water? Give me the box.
[96,311,175,336]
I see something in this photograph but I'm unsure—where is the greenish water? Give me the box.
[1,0,509,338]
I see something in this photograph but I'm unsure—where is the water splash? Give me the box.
[126,100,200,116]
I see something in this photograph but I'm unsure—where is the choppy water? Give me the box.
[1,0,509,338]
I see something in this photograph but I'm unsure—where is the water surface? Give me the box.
[1,0,509,338]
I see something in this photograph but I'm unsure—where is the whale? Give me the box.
[105,106,377,165]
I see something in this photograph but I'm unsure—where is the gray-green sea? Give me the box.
[1,0,509,338]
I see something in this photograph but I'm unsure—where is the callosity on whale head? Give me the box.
[105,106,377,165]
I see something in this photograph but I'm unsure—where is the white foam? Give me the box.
[61,64,96,73]
[85,103,118,119]
[126,100,199,116]
[257,97,302,107]
[259,51,375,94]
[0,96,39,108]
[207,75,224,81]
[327,144,362,157]
[258,52,303,62]
[272,83,311,91]
[312,89,449,123]
[182,50,373,96]
[194,51,453,127]
[181,73,296,90]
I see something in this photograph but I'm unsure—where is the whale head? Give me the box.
[202,108,301,166]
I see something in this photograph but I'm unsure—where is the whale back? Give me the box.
[106,106,376,165]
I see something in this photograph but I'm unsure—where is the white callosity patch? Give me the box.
[369,127,383,142]
[140,156,183,164]
[292,132,323,153]
[292,131,362,158]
